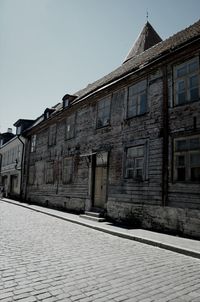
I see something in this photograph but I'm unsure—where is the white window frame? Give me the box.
[173,56,200,106]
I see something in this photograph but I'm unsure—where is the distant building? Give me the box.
[23,20,200,238]
[0,120,34,199]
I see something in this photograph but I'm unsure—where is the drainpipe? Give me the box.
[162,65,169,206]
[16,135,25,200]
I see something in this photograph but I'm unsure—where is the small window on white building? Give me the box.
[174,57,200,105]
[127,79,147,118]
[174,135,200,182]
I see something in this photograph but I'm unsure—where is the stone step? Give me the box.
[84,211,102,218]
[80,214,106,222]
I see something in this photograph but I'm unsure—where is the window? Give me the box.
[66,114,75,140]
[30,135,37,152]
[127,79,147,118]
[48,124,57,146]
[16,126,22,135]
[174,57,200,105]
[125,146,145,180]
[46,161,54,184]
[29,165,35,185]
[62,157,73,184]
[97,97,111,128]
[174,135,200,182]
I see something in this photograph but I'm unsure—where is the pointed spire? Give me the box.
[123,21,162,64]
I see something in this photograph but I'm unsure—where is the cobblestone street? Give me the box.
[0,200,200,302]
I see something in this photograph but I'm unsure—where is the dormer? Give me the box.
[13,119,35,135]
[44,108,55,120]
[62,94,77,109]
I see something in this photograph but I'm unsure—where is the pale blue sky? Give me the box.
[0,0,200,133]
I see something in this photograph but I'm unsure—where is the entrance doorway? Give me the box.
[93,152,108,209]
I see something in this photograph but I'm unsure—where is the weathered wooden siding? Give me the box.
[167,50,200,210]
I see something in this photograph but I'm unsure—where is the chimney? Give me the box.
[7,128,12,133]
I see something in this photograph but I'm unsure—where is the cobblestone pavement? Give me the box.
[0,201,200,302]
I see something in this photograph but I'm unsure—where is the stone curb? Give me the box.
[1,198,200,260]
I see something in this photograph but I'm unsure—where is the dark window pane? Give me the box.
[176,140,187,151]
[189,75,198,88]
[136,169,143,179]
[177,66,186,77]
[127,169,134,178]
[189,60,198,72]
[178,92,186,104]
[176,155,185,166]
[190,138,200,150]
[190,88,199,101]
[190,153,200,166]
[139,94,147,114]
[191,167,200,181]
[177,168,186,181]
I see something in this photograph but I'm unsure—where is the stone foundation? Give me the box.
[107,199,200,239]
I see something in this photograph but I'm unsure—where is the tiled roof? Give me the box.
[73,19,200,103]
[123,21,162,63]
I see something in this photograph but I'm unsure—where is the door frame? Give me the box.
[91,151,109,210]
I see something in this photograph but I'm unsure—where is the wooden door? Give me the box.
[94,166,107,209]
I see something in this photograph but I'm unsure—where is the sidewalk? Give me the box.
[1,197,200,260]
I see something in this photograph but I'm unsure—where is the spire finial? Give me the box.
[146,9,149,22]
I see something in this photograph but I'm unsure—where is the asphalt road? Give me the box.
[0,200,200,302]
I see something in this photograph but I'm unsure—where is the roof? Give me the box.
[123,21,162,63]
[73,19,200,104]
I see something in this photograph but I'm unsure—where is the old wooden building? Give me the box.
[22,20,200,238]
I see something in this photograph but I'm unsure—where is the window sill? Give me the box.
[125,112,148,121]
[96,124,111,131]
[174,98,200,107]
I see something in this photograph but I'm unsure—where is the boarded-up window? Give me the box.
[48,124,57,146]
[62,157,73,184]
[174,57,200,105]
[97,97,111,128]
[128,79,147,118]
[125,145,145,180]
[46,161,54,184]
[174,135,200,182]
[65,114,75,140]
[29,165,35,185]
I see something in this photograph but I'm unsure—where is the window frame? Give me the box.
[173,56,200,106]
[65,114,76,140]
[96,96,111,129]
[30,135,37,153]
[45,161,54,184]
[127,78,148,119]
[62,157,74,184]
[173,135,200,183]
[124,144,147,181]
[48,124,57,147]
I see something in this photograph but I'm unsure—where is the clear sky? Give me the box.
[0,0,200,133]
